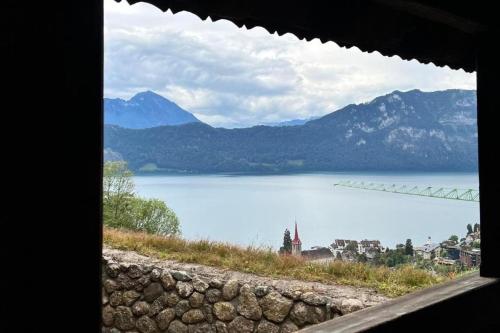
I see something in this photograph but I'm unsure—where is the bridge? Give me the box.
[334,180,480,202]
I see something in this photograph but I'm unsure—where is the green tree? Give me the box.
[473,223,480,233]
[345,241,358,254]
[357,253,368,263]
[467,223,473,235]
[103,161,135,229]
[103,161,180,235]
[449,235,459,244]
[282,229,292,254]
[336,252,342,260]
[131,198,180,236]
[405,239,413,256]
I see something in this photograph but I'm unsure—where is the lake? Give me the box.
[134,172,479,250]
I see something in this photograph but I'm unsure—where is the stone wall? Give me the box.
[102,255,368,333]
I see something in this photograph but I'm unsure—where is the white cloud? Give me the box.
[104,0,476,128]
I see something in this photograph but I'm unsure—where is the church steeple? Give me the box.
[291,221,302,256]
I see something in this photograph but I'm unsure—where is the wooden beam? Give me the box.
[299,273,498,332]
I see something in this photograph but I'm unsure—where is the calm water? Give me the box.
[134,172,479,250]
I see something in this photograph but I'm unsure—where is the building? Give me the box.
[291,222,302,256]
[433,257,457,266]
[329,239,358,257]
[301,246,334,261]
[442,244,461,260]
[414,237,442,260]
[358,240,384,255]
[460,249,481,268]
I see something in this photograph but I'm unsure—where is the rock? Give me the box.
[136,275,151,290]
[123,290,141,306]
[254,286,271,297]
[189,292,205,308]
[161,272,177,290]
[202,303,214,323]
[160,271,177,290]
[148,298,166,317]
[192,276,209,293]
[151,268,162,281]
[222,280,239,301]
[106,263,121,278]
[102,305,115,326]
[136,315,159,333]
[188,323,216,333]
[340,298,363,314]
[289,302,308,326]
[182,309,205,324]
[209,279,224,289]
[103,290,109,305]
[165,291,181,306]
[301,292,327,306]
[172,270,192,282]
[104,279,120,293]
[132,301,151,316]
[227,316,254,333]
[144,283,164,302]
[237,284,262,320]
[119,263,131,272]
[156,308,176,330]
[280,320,299,333]
[256,319,280,333]
[143,265,153,274]
[109,291,123,307]
[117,273,137,290]
[215,321,228,333]
[168,320,188,333]
[282,289,302,301]
[128,264,143,279]
[289,302,326,326]
[259,291,293,323]
[177,281,194,298]
[114,306,136,330]
[175,300,191,317]
[206,289,222,303]
[213,302,237,322]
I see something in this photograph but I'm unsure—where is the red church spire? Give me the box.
[292,221,301,245]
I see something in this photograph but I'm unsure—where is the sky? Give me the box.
[104,0,476,128]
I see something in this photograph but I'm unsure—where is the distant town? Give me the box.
[280,222,481,272]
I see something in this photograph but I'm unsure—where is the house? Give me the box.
[414,237,442,260]
[442,244,461,260]
[329,239,358,257]
[358,239,384,256]
[434,257,457,266]
[301,246,334,261]
[465,231,480,245]
[460,249,481,268]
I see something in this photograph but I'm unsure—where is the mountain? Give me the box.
[263,117,319,127]
[104,89,478,173]
[104,91,200,128]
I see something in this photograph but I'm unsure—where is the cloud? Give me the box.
[104,0,476,128]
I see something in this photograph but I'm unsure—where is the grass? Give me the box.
[103,227,451,297]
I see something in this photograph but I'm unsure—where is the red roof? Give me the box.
[292,222,301,245]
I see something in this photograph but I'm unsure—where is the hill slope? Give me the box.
[104,89,477,172]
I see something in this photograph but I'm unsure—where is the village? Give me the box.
[280,222,481,271]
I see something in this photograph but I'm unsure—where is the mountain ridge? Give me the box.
[104,89,478,173]
[104,90,200,128]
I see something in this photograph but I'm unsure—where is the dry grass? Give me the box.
[103,227,447,297]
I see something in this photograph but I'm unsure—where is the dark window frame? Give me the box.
[90,1,499,331]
